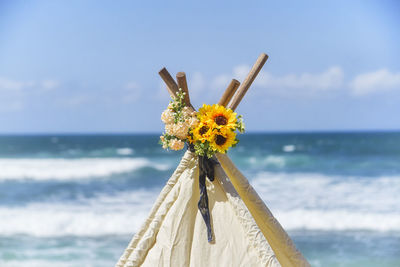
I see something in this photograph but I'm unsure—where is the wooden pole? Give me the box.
[176,72,192,107]
[218,79,240,107]
[159,67,196,111]
[227,53,268,111]
[159,67,179,97]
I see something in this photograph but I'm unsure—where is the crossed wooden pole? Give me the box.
[159,53,268,112]
[158,53,309,267]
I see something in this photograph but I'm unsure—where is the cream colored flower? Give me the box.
[182,106,192,118]
[165,124,174,135]
[187,116,199,128]
[169,138,185,150]
[172,122,189,139]
[160,136,168,149]
[161,109,174,124]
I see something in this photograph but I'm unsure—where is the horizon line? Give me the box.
[0,129,399,136]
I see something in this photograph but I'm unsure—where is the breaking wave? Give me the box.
[1,171,400,237]
[0,158,170,181]
[0,190,158,237]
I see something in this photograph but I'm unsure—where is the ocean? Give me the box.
[0,132,399,267]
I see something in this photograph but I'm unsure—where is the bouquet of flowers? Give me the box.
[160,89,244,157]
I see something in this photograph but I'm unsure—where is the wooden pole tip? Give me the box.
[232,79,240,86]
[260,52,269,60]
[176,72,186,78]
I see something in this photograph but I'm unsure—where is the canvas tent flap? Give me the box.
[116,151,281,267]
[216,153,310,267]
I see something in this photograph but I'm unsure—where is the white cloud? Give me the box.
[41,80,60,90]
[211,74,231,90]
[61,95,89,107]
[125,82,139,90]
[0,77,61,93]
[260,66,344,92]
[0,77,35,112]
[349,69,400,96]
[189,72,206,96]
[122,82,142,103]
[211,65,250,90]
[156,81,171,100]
[232,65,251,81]
[0,77,35,91]
[212,66,344,97]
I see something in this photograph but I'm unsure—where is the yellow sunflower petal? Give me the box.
[210,128,237,153]
[198,104,213,120]
[204,104,237,130]
[191,121,213,143]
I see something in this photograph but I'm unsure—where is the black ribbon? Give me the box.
[188,144,218,242]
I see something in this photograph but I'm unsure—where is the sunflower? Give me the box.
[187,132,194,144]
[210,128,237,153]
[191,121,213,143]
[204,104,237,130]
[197,104,214,120]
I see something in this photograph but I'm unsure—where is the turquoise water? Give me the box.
[0,132,399,266]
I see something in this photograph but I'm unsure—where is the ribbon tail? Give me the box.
[204,156,218,181]
[198,156,213,242]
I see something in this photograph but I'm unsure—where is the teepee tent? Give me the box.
[116,53,310,267]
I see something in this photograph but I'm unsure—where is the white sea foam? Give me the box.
[0,190,158,237]
[251,172,400,213]
[3,260,82,267]
[248,155,286,168]
[282,144,296,152]
[2,257,119,267]
[116,147,134,155]
[0,158,170,181]
[250,171,400,232]
[1,172,400,237]
[276,209,400,232]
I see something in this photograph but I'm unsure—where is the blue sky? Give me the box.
[0,0,399,133]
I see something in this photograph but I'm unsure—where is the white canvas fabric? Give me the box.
[216,154,309,267]
[116,151,307,267]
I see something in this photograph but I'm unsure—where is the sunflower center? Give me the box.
[215,135,227,146]
[199,126,209,135]
[215,115,227,125]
